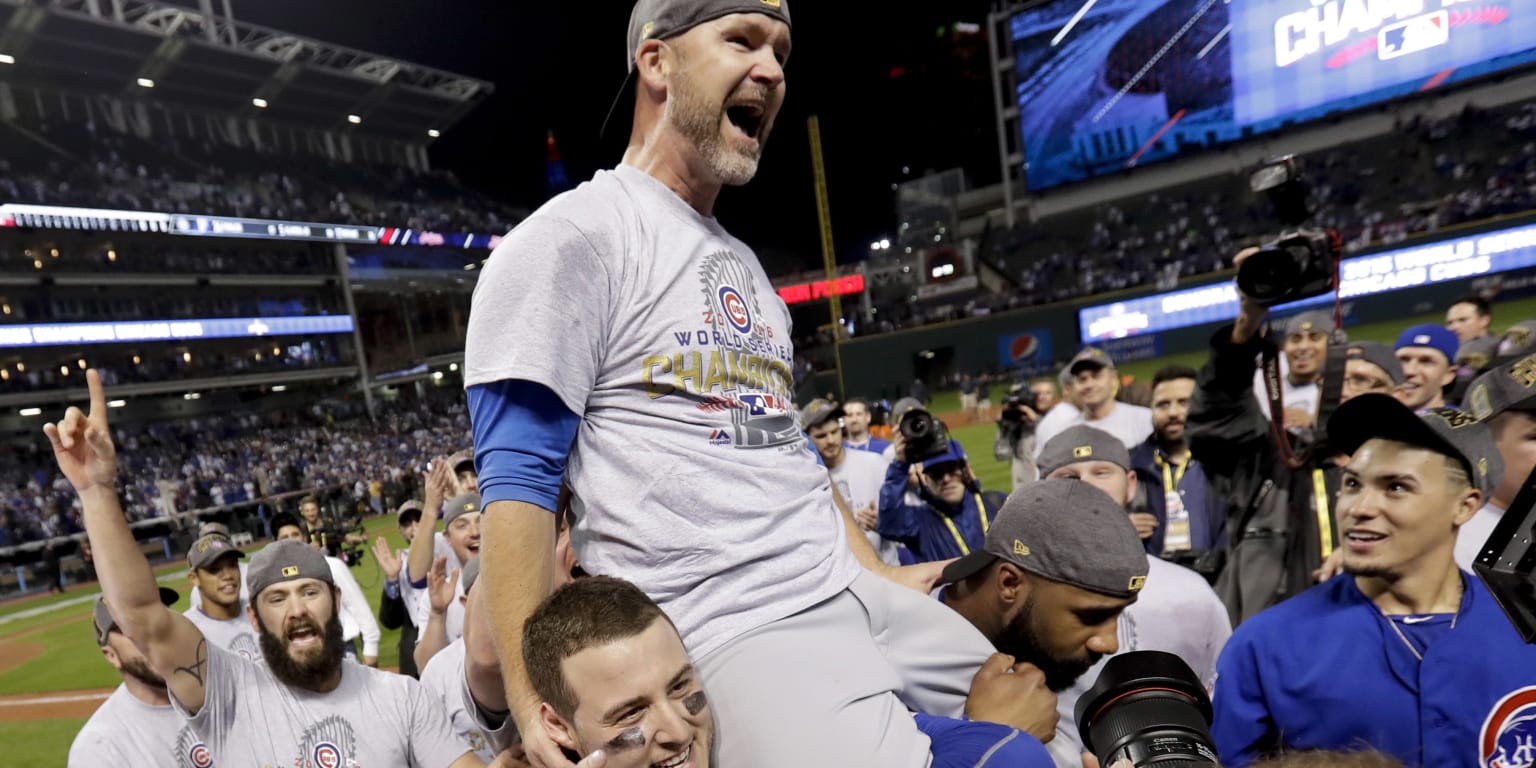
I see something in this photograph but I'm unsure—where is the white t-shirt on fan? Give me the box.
[828,447,903,566]
[1033,400,1153,462]
[465,164,861,659]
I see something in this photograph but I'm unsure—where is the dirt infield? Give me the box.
[0,689,110,722]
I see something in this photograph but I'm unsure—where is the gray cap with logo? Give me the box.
[187,533,245,572]
[1037,425,1131,478]
[1345,340,1404,387]
[246,539,334,599]
[443,492,483,527]
[941,478,1149,599]
[1067,347,1115,375]
[93,587,180,645]
[603,0,793,137]
[1328,393,1504,498]
[1284,310,1336,337]
[1467,352,1536,421]
[799,399,843,430]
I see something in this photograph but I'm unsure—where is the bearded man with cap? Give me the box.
[1033,347,1152,463]
[46,371,482,767]
[1212,395,1536,768]
[70,588,212,768]
[935,478,1150,768]
[269,512,383,667]
[461,1,1008,765]
[183,532,261,662]
[1393,323,1459,411]
[1035,426,1231,766]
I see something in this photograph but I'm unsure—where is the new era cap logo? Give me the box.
[1013,540,1030,556]
[1073,446,1093,458]
[281,566,299,577]
[760,0,781,6]
[464,503,476,511]
[1128,575,1147,592]
[641,20,655,39]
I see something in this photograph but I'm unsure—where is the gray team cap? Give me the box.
[1500,321,1536,357]
[1328,394,1504,499]
[1067,347,1115,375]
[602,0,792,138]
[890,397,924,426]
[461,555,482,594]
[1037,425,1131,478]
[941,479,1149,599]
[443,492,483,527]
[1345,341,1404,387]
[93,587,180,645]
[799,398,843,430]
[1457,336,1501,371]
[1284,310,1336,337]
[186,532,245,572]
[246,539,334,599]
[197,521,230,537]
[1467,352,1536,420]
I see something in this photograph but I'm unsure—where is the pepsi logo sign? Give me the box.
[1481,686,1536,768]
[1009,334,1042,362]
[719,286,752,334]
[313,742,342,768]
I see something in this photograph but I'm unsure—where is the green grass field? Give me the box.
[7,295,1530,766]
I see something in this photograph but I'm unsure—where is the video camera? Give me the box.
[1235,155,1343,308]
[997,384,1039,426]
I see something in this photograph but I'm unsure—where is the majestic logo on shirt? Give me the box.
[299,715,358,768]
[175,726,212,768]
[1481,686,1536,768]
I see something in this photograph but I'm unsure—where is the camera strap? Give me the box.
[1261,339,1308,469]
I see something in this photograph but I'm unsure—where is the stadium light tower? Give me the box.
[252,97,268,108]
[347,114,362,125]
[0,54,14,65]
[428,129,441,138]
[136,77,155,88]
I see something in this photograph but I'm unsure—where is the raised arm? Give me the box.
[45,370,212,714]
[407,460,453,589]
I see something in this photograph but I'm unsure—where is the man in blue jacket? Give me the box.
[1212,394,1536,767]
[1129,365,1227,570]
[879,437,1006,564]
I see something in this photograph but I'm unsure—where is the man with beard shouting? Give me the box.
[46,370,482,768]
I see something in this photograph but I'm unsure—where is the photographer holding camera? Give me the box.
[878,405,1007,564]
[996,379,1055,492]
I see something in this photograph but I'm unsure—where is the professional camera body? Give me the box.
[1235,155,1343,308]
[899,408,954,464]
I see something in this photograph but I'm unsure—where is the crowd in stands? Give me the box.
[0,119,525,235]
[0,390,470,548]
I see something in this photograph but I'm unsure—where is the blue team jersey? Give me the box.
[1212,572,1536,768]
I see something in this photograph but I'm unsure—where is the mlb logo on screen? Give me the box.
[1378,11,1449,61]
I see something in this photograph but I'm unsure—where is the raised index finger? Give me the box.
[86,369,107,418]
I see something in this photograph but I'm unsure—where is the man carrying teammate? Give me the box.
[47,371,481,767]
[1212,394,1536,766]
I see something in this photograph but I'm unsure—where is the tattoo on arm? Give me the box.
[173,638,208,687]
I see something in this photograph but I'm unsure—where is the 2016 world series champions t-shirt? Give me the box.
[465,164,862,659]
[173,644,471,767]
[69,684,212,768]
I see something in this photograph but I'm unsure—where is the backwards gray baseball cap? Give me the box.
[187,533,245,572]
[941,479,1149,599]
[1284,310,1336,337]
[799,398,843,430]
[443,492,483,527]
[601,0,793,138]
[246,539,333,599]
[1467,352,1536,421]
[890,397,924,426]
[1328,393,1504,498]
[1037,425,1131,478]
[1345,341,1404,387]
[93,587,180,645]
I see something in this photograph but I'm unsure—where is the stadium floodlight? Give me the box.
[252,98,269,108]
[428,129,441,138]
[136,77,155,88]
[449,363,459,372]
[432,371,445,381]
[107,400,126,408]
[347,114,362,125]
[18,408,41,417]
[271,385,288,393]
[183,393,201,400]
[0,54,14,65]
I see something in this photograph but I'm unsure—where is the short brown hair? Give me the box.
[523,576,672,719]
[1255,749,1406,768]
[299,495,319,509]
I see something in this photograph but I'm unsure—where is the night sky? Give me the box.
[227,0,1001,273]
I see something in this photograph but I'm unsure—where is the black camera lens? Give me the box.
[1235,246,1304,305]
[1076,651,1218,767]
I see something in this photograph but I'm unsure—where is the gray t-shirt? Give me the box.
[465,164,861,658]
[419,639,496,763]
[173,644,471,767]
[70,684,213,768]
[184,606,261,663]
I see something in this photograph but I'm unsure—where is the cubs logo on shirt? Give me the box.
[299,715,357,768]
[176,725,214,768]
[1481,686,1536,768]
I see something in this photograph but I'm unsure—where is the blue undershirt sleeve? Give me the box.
[467,379,581,513]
